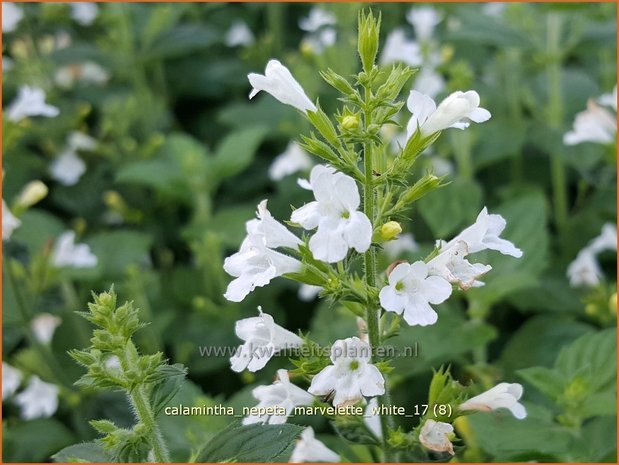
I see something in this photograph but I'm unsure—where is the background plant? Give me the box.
[2,2,616,463]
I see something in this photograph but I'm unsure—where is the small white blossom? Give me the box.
[14,376,59,420]
[298,284,321,302]
[2,3,23,33]
[413,67,446,99]
[380,29,423,67]
[406,6,442,42]
[419,419,454,455]
[225,21,255,47]
[224,200,302,302]
[243,369,313,424]
[383,233,419,259]
[248,60,317,114]
[567,249,602,288]
[2,199,21,241]
[459,382,527,419]
[589,223,617,254]
[299,7,336,32]
[364,398,382,439]
[309,337,385,407]
[482,3,507,18]
[301,28,337,55]
[598,85,617,112]
[291,165,372,263]
[6,86,60,122]
[55,61,109,88]
[50,150,86,186]
[31,313,62,345]
[68,131,98,151]
[2,362,22,399]
[230,308,303,373]
[269,141,313,181]
[290,427,340,463]
[70,2,98,26]
[379,261,452,326]
[439,207,523,258]
[52,231,98,268]
[428,241,492,290]
[406,90,491,139]
[563,98,616,146]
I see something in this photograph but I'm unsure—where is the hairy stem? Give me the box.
[362,86,397,462]
[129,380,169,462]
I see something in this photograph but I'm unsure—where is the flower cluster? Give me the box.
[567,223,617,287]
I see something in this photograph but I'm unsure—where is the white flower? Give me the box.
[2,3,23,33]
[68,131,98,151]
[567,249,602,288]
[230,308,303,373]
[55,61,109,88]
[50,150,86,186]
[383,233,419,259]
[364,398,382,439]
[589,223,617,254]
[248,60,317,114]
[2,199,21,241]
[427,241,492,290]
[6,86,60,122]
[379,261,452,326]
[298,284,321,302]
[309,337,385,407]
[31,313,62,345]
[439,207,523,258]
[225,21,255,47]
[291,165,372,263]
[299,7,336,32]
[224,200,302,302]
[301,28,337,55]
[598,85,617,112]
[70,2,98,26]
[406,6,442,42]
[482,3,507,18]
[14,376,59,420]
[52,231,98,268]
[413,67,446,99]
[563,99,616,146]
[407,90,491,139]
[419,419,454,455]
[269,141,313,181]
[243,369,313,424]
[380,29,423,67]
[2,362,22,399]
[459,382,527,419]
[290,427,340,463]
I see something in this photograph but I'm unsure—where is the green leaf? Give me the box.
[417,178,483,238]
[196,423,304,462]
[53,442,112,463]
[9,209,64,253]
[466,405,573,461]
[87,231,153,277]
[4,419,75,462]
[212,127,268,180]
[150,364,188,415]
[142,25,219,61]
[517,366,566,399]
[445,10,533,48]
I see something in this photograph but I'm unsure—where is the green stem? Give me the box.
[546,13,568,231]
[130,385,170,463]
[362,87,397,463]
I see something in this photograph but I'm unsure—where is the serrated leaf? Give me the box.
[196,423,304,462]
[150,363,188,415]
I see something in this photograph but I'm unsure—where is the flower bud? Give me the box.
[342,115,360,130]
[358,10,381,73]
[15,180,48,210]
[380,221,402,241]
[401,174,442,205]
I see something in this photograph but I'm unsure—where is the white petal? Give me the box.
[343,211,372,254]
[402,295,438,326]
[308,365,336,396]
[358,365,385,397]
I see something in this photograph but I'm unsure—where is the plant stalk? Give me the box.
[130,384,170,462]
[362,86,397,462]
